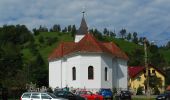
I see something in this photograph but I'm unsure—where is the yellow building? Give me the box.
[128,65,165,94]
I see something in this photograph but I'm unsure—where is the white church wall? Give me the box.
[49,60,62,89]
[117,59,128,90]
[112,58,119,88]
[61,58,68,88]
[75,35,84,42]
[101,54,113,89]
[49,53,128,91]
[66,55,81,88]
[79,53,101,89]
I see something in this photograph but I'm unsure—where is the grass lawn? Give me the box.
[112,95,156,100]
[132,97,155,100]
[132,95,156,100]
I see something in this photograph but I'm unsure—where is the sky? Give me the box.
[0,0,170,46]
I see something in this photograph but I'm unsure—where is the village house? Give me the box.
[128,65,165,94]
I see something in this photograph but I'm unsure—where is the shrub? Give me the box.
[112,87,117,95]
[136,86,143,95]
[153,87,160,95]
[47,87,53,93]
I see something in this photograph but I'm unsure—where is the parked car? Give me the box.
[98,88,113,100]
[77,90,103,100]
[20,92,67,100]
[156,91,170,100]
[53,90,85,100]
[119,90,131,100]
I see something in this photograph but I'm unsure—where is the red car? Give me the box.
[77,90,103,100]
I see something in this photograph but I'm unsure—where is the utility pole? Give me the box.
[144,38,150,99]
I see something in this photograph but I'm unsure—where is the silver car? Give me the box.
[20,92,68,100]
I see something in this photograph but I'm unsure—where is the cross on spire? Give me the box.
[82,11,85,17]
[82,6,85,17]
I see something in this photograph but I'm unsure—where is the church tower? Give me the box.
[75,12,88,42]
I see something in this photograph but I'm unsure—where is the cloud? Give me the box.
[0,0,169,45]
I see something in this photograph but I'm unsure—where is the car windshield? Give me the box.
[158,94,165,96]
[55,91,65,96]
[80,91,92,95]
[101,89,112,92]
[48,93,58,98]
[165,91,170,94]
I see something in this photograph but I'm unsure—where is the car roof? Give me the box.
[100,88,111,90]
[101,88,110,90]
[23,92,48,93]
[121,90,131,93]
[22,92,52,94]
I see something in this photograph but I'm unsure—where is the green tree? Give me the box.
[0,25,33,45]
[58,25,61,32]
[0,43,23,87]
[71,25,76,37]
[16,25,33,44]
[153,87,160,95]
[120,29,126,39]
[103,28,109,36]
[136,86,143,95]
[127,33,132,41]
[110,31,116,38]
[67,25,72,32]
[29,41,38,55]
[144,75,162,94]
[139,37,144,45]
[149,44,166,67]
[39,25,48,32]
[91,28,103,41]
[33,28,40,36]
[38,36,45,44]
[166,41,170,49]
[29,54,48,87]
[52,24,61,32]
[132,32,138,44]
[128,48,144,66]
[62,27,67,32]
[53,24,58,32]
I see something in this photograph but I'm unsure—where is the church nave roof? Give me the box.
[48,33,128,61]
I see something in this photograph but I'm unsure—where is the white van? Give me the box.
[20,92,68,100]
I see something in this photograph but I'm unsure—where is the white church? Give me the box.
[48,15,129,91]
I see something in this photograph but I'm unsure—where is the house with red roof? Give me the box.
[48,14,128,91]
[128,65,165,94]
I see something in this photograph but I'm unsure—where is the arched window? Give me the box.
[105,67,108,81]
[72,67,76,80]
[88,66,94,79]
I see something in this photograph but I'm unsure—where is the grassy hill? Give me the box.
[112,38,143,54]
[22,31,169,67]
[31,32,140,62]
[34,32,73,60]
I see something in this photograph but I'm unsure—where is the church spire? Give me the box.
[76,10,88,35]
[75,10,88,42]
